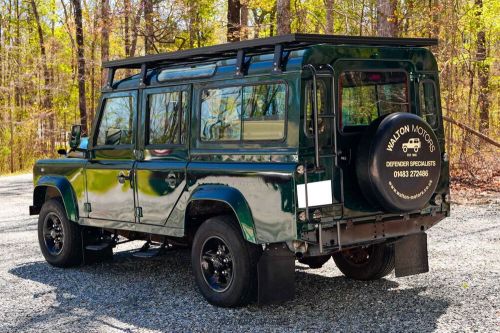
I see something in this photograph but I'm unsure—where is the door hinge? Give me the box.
[135,207,143,218]
[84,202,92,213]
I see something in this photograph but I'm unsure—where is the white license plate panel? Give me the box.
[297,180,333,208]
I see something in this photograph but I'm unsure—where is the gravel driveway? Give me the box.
[0,173,498,332]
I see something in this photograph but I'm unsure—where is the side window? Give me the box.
[305,80,327,136]
[200,83,287,142]
[242,83,286,140]
[147,90,188,145]
[200,86,241,141]
[419,80,439,129]
[95,96,134,146]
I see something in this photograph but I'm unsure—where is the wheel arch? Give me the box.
[33,175,79,222]
[185,185,257,243]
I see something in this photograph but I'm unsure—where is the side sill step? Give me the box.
[85,243,112,251]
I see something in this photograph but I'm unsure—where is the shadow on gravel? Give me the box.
[9,249,449,332]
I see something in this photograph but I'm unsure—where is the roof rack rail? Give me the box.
[102,33,438,70]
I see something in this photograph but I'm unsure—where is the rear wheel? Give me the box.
[191,215,261,307]
[38,199,83,267]
[332,243,395,280]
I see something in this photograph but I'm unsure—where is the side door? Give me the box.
[134,85,190,227]
[85,90,137,222]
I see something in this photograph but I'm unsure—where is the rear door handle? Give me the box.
[117,172,131,184]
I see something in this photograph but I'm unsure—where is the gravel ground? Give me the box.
[0,173,498,333]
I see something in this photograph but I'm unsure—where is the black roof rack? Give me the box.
[103,33,438,70]
[102,33,437,89]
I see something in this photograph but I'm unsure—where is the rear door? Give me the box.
[134,85,190,227]
[334,60,416,215]
[86,91,137,222]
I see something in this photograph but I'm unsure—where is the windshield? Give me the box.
[340,71,408,130]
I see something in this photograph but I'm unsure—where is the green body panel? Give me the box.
[33,160,87,222]
[31,43,449,245]
[186,185,257,242]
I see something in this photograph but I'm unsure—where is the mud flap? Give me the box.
[257,243,295,305]
[395,232,429,277]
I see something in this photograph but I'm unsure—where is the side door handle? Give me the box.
[117,171,132,184]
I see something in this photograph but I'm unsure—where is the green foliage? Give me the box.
[0,0,498,175]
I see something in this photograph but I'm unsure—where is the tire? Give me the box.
[332,243,395,280]
[38,199,83,267]
[191,215,261,307]
[298,255,331,269]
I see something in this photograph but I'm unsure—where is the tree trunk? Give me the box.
[240,0,248,40]
[144,0,154,54]
[101,0,110,86]
[276,0,291,35]
[227,0,241,42]
[376,0,397,37]
[72,0,88,134]
[325,0,334,34]
[475,0,489,134]
[30,0,55,153]
[124,0,131,55]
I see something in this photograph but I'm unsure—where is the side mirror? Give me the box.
[69,124,82,149]
[57,148,67,156]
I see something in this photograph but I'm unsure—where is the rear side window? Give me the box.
[200,83,286,142]
[340,71,408,129]
[147,91,188,145]
[242,84,286,140]
[419,80,439,129]
[95,96,134,146]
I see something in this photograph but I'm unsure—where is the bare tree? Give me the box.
[71,0,88,133]
[276,0,291,35]
[475,0,490,134]
[240,0,249,40]
[325,0,334,34]
[227,0,241,42]
[376,0,397,37]
[30,0,55,153]
[101,0,110,85]
[144,0,154,53]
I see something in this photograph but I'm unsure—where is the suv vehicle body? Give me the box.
[30,34,450,307]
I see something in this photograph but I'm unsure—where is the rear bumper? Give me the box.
[301,212,446,254]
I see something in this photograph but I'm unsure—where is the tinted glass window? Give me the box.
[419,80,438,128]
[148,91,187,145]
[200,87,241,141]
[200,83,287,142]
[242,84,286,140]
[305,80,327,136]
[340,71,408,128]
[96,96,134,146]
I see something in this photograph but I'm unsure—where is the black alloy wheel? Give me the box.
[200,236,234,292]
[191,215,261,307]
[42,212,65,256]
[38,199,83,267]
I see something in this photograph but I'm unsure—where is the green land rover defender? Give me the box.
[30,34,450,307]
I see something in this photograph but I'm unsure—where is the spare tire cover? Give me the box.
[356,112,441,213]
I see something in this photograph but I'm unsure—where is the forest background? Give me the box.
[0,0,498,191]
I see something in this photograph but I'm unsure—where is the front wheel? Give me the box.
[38,199,83,267]
[191,215,261,307]
[332,243,395,280]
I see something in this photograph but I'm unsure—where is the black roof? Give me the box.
[103,33,438,70]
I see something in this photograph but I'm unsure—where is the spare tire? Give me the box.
[356,112,441,213]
